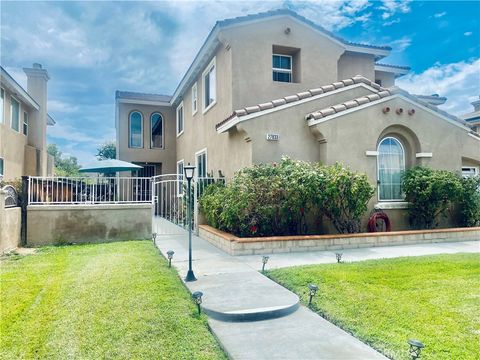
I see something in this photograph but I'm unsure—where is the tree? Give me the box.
[96,141,116,160]
[47,144,81,177]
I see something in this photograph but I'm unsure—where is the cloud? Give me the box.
[383,18,400,26]
[397,58,480,115]
[48,100,79,113]
[464,31,473,36]
[434,11,446,18]
[390,36,412,52]
[378,0,411,20]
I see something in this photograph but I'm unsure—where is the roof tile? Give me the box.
[309,88,324,96]
[332,81,345,89]
[272,98,287,106]
[285,95,299,103]
[245,105,260,114]
[321,84,335,92]
[297,91,312,100]
[332,104,347,112]
[258,102,274,111]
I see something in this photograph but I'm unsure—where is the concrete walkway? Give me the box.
[154,227,479,360]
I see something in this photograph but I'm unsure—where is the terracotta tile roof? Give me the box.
[215,75,383,130]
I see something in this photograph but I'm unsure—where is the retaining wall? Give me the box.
[199,225,480,256]
[27,204,151,246]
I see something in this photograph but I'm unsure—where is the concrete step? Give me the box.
[187,271,300,322]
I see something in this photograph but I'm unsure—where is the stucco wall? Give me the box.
[0,191,21,253]
[26,204,152,246]
[337,52,375,82]
[117,103,176,174]
[374,71,396,88]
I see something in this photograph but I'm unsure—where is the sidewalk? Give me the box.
[154,228,478,360]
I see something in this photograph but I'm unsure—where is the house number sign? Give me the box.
[266,133,280,141]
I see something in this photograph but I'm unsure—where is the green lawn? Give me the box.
[0,241,225,360]
[268,253,480,360]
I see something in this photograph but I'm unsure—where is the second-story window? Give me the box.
[177,102,184,136]
[129,111,143,148]
[0,88,4,123]
[11,97,20,132]
[273,54,292,83]
[23,112,28,135]
[203,57,216,112]
[192,82,198,115]
[150,112,163,148]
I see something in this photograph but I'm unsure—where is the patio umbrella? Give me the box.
[79,159,142,173]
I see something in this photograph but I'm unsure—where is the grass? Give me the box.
[267,253,480,360]
[0,241,225,360]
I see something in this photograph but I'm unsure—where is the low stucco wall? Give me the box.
[27,204,151,246]
[0,208,22,254]
[199,225,480,256]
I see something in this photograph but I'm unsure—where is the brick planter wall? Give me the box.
[199,225,480,256]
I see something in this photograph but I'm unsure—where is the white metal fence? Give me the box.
[28,176,152,205]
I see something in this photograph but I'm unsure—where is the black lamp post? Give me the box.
[166,250,174,268]
[192,291,203,315]
[308,283,318,306]
[184,163,196,282]
[152,232,157,244]
[407,339,425,360]
[335,252,343,263]
[261,256,269,273]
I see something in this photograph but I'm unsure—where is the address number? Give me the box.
[266,133,279,141]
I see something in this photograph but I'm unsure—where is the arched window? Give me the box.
[377,137,405,201]
[150,113,163,148]
[129,111,143,148]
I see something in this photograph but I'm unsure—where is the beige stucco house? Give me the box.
[116,9,480,230]
[0,64,55,181]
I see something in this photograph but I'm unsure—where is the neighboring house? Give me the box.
[0,64,55,181]
[116,9,480,230]
[460,96,480,178]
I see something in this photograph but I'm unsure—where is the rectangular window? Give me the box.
[176,102,184,136]
[0,157,3,177]
[177,159,184,196]
[23,112,29,135]
[11,97,20,132]
[192,82,198,115]
[0,88,4,123]
[202,58,216,112]
[273,54,292,83]
[196,149,207,178]
[462,167,479,178]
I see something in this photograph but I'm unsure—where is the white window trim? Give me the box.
[150,112,164,149]
[176,101,184,137]
[10,95,20,132]
[23,111,28,136]
[177,159,185,197]
[192,82,198,116]
[377,136,406,202]
[272,53,293,83]
[195,148,208,179]
[128,110,143,148]
[0,87,5,124]
[462,166,479,178]
[202,57,217,114]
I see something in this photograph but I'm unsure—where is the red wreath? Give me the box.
[368,211,392,232]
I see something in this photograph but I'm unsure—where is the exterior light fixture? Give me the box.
[408,339,425,360]
[192,291,203,315]
[184,163,196,282]
[152,232,157,243]
[308,284,318,306]
[166,250,174,268]
[261,256,269,273]
[335,252,343,263]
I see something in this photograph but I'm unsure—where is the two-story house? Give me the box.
[116,9,480,229]
[0,64,55,181]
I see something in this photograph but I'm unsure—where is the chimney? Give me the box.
[23,63,50,175]
[472,96,480,112]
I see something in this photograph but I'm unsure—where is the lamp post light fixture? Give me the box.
[335,252,343,263]
[308,283,318,306]
[407,339,425,360]
[192,291,203,315]
[166,250,174,268]
[184,163,197,282]
[261,256,269,273]
[152,232,157,243]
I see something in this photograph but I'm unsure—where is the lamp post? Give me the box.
[166,250,174,268]
[192,291,203,315]
[184,163,196,282]
[308,283,318,306]
[261,256,269,273]
[407,339,425,360]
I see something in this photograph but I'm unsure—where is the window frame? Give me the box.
[272,54,293,83]
[177,159,184,196]
[462,167,479,178]
[10,95,20,132]
[377,136,406,202]
[202,57,217,114]
[176,102,184,137]
[195,148,208,179]
[128,110,143,148]
[150,112,164,149]
[0,157,4,178]
[192,82,198,115]
[23,111,29,136]
[0,88,5,124]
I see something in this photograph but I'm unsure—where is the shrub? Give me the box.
[199,158,375,236]
[458,175,480,227]
[402,167,463,229]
